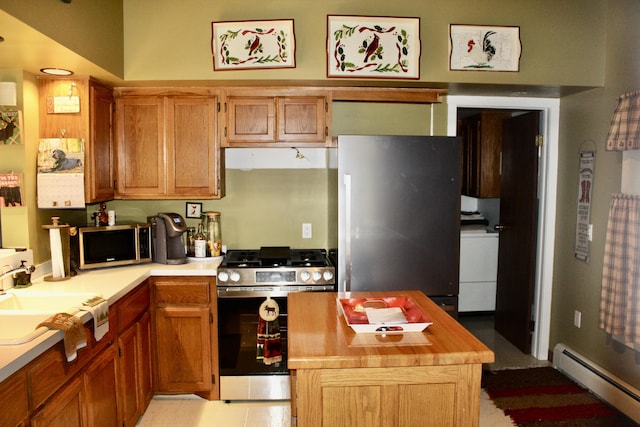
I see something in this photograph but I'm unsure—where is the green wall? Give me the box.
[551,0,640,388]
[122,0,604,87]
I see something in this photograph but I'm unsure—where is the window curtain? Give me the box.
[599,193,640,344]
[606,90,640,151]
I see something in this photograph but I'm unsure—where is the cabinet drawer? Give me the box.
[153,278,210,305]
[117,282,150,332]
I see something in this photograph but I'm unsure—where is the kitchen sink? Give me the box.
[0,291,97,312]
[0,311,56,345]
[0,290,96,345]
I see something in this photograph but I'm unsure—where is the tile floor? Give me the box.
[137,313,548,426]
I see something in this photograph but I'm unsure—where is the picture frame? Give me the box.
[186,202,203,219]
[327,15,421,79]
[449,24,521,72]
[211,19,296,71]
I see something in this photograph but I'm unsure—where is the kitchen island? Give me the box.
[288,291,494,427]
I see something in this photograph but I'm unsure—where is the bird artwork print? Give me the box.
[363,33,380,62]
[247,35,261,56]
[466,31,497,67]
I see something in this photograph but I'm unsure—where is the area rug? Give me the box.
[481,367,638,426]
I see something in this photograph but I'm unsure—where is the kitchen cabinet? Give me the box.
[0,370,28,427]
[83,343,120,427]
[151,276,218,399]
[459,232,499,312]
[30,377,85,427]
[458,112,509,198]
[116,281,152,427]
[39,76,115,203]
[114,88,223,199]
[224,89,330,147]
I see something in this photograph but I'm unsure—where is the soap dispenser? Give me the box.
[13,260,36,288]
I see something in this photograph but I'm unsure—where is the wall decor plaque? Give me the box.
[327,15,421,79]
[449,24,521,71]
[212,19,296,70]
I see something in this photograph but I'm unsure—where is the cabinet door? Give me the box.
[31,377,85,427]
[84,344,119,427]
[88,82,115,202]
[119,325,140,427]
[277,97,326,143]
[166,96,219,197]
[154,306,212,393]
[115,96,165,197]
[226,97,276,144]
[0,371,29,427]
[138,311,154,409]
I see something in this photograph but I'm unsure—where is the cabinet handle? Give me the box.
[494,224,508,232]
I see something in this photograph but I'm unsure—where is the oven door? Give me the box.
[218,294,290,401]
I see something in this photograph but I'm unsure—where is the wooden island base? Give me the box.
[288,291,494,427]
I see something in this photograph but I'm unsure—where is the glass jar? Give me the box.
[203,211,222,257]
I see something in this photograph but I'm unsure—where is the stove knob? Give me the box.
[312,271,322,282]
[217,271,229,282]
[230,271,241,282]
[323,271,334,281]
[300,271,311,282]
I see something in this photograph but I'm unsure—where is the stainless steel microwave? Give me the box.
[77,224,152,270]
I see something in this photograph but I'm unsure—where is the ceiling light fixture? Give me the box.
[40,68,74,76]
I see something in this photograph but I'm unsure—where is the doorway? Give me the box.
[447,95,560,361]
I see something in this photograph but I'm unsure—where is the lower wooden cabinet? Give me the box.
[0,370,29,427]
[30,377,85,427]
[151,276,218,399]
[83,343,120,427]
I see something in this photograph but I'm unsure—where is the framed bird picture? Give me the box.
[449,25,521,72]
[326,15,421,79]
[211,19,296,70]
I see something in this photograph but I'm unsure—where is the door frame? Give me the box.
[447,95,560,361]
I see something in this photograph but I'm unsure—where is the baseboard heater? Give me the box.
[553,343,640,423]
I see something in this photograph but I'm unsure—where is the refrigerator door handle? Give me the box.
[344,173,352,292]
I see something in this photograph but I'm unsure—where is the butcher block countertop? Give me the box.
[288,291,495,427]
[288,290,494,370]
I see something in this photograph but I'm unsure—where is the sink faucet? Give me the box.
[0,263,36,294]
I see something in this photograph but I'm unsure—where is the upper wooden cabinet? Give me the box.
[224,89,330,147]
[114,88,223,199]
[39,76,115,203]
[458,112,509,199]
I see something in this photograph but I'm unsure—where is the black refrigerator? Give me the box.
[337,135,461,315]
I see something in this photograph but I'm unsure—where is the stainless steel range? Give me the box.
[216,247,335,401]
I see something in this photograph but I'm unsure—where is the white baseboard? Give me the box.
[553,343,640,423]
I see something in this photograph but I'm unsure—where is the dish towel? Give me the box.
[76,296,109,341]
[38,312,87,362]
[256,297,282,365]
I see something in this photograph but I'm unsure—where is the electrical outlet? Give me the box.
[574,310,582,328]
[302,223,312,239]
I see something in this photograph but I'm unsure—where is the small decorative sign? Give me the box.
[0,173,24,207]
[575,150,596,262]
[46,96,81,114]
[449,24,521,71]
[327,15,421,79]
[211,19,296,70]
[0,108,22,145]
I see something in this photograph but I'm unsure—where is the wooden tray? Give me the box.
[338,297,432,334]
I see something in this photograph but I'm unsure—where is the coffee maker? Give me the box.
[148,213,187,264]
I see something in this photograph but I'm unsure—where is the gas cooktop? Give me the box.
[217,247,335,293]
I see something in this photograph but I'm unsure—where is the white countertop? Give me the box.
[0,259,221,383]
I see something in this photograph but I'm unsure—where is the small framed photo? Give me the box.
[327,15,421,79]
[186,202,203,219]
[449,24,521,72]
[211,19,296,71]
